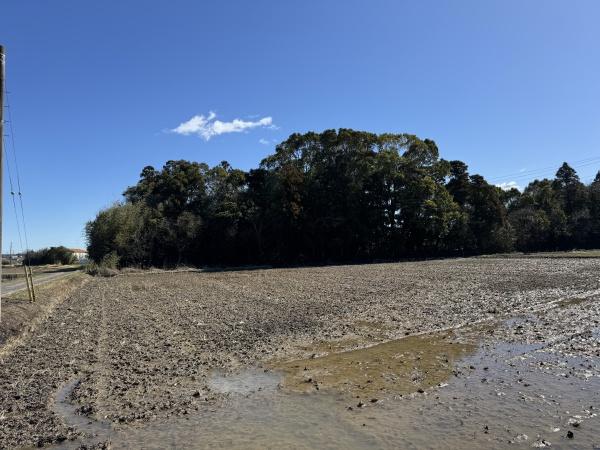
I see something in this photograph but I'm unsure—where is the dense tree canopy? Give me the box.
[85,129,600,267]
[26,246,76,266]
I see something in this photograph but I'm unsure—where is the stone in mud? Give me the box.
[77,404,94,415]
[514,434,528,442]
[566,430,574,439]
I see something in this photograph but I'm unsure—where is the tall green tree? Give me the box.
[552,163,590,247]
[85,129,600,267]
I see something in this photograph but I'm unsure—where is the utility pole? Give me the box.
[0,45,5,322]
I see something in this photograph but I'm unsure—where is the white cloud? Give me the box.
[259,138,280,146]
[496,181,521,191]
[171,112,274,141]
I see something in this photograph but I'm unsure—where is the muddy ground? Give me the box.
[0,257,599,448]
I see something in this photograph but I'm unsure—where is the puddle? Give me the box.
[118,391,381,449]
[47,331,600,449]
[502,315,538,328]
[274,332,475,397]
[49,380,113,449]
[51,374,382,449]
[53,380,110,435]
[208,368,281,395]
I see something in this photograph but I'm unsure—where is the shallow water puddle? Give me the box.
[124,389,381,449]
[274,332,476,397]
[48,330,600,449]
[52,374,382,449]
[53,380,111,436]
[208,368,281,395]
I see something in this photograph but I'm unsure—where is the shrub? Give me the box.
[25,246,76,265]
[100,251,120,269]
[84,262,118,277]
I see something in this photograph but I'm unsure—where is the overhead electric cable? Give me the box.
[4,85,31,256]
[2,135,25,255]
[488,155,600,183]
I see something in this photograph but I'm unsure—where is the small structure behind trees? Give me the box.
[68,248,89,262]
[25,246,76,266]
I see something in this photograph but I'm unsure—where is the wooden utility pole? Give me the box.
[0,45,5,322]
[27,265,35,302]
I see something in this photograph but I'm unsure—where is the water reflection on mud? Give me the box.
[275,332,475,397]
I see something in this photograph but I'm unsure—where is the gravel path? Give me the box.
[2,271,76,296]
[0,257,599,448]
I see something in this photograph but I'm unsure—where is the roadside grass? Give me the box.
[480,249,600,259]
[2,264,83,284]
[0,272,90,349]
[6,271,86,301]
[81,248,600,278]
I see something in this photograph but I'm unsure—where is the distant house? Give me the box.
[69,248,89,262]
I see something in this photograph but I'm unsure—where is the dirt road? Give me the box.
[2,271,77,296]
[0,258,599,448]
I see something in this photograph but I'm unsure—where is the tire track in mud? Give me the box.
[71,278,216,425]
[0,280,104,448]
[71,282,113,423]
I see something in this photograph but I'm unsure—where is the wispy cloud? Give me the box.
[496,181,521,191]
[171,112,274,141]
[259,138,280,146]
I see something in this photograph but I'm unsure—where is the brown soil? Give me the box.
[274,331,475,397]
[0,257,599,448]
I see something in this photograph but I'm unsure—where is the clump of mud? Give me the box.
[275,332,475,397]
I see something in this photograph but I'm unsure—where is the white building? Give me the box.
[69,248,89,262]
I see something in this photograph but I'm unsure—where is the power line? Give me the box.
[487,155,600,183]
[489,157,598,181]
[2,74,36,304]
[494,161,600,184]
[3,85,31,256]
[2,135,25,254]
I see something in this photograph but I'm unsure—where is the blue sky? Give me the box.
[1,0,599,251]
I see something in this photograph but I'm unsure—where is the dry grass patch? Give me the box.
[0,273,90,350]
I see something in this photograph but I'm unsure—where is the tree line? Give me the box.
[25,246,76,265]
[85,129,600,267]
